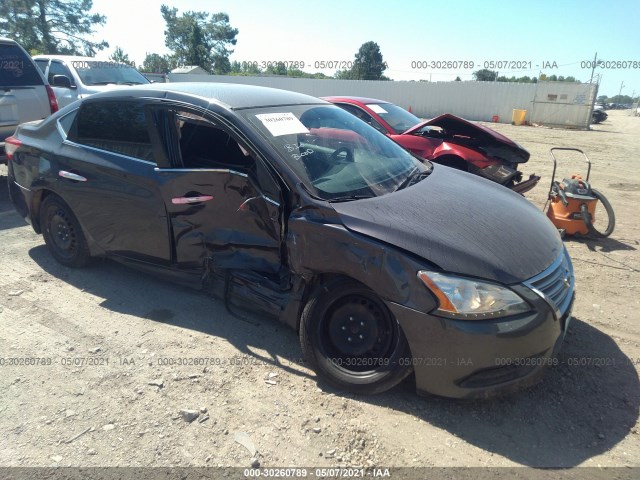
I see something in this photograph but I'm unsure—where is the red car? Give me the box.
[323,96,540,194]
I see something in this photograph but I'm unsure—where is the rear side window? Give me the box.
[71,101,154,162]
[0,43,44,87]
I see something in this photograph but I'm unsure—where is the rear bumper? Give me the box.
[7,171,34,226]
[388,290,573,399]
[511,174,541,195]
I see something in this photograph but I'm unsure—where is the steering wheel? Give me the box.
[329,146,354,163]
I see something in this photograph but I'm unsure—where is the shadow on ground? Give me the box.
[29,246,639,468]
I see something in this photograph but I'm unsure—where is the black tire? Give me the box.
[40,195,91,267]
[582,189,615,238]
[299,278,412,395]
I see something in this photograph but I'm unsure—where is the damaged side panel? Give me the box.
[282,210,440,328]
[156,169,282,273]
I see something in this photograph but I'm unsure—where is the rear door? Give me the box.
[149,105,285,274]
[0,40,51,144]
[62,99,171,262]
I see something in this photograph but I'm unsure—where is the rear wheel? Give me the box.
[299,278,412,395]
[40,195,91,267]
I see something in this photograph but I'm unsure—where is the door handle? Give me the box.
[171,195,214,204]
[58,170,87,182]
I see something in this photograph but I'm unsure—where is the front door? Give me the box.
[151,105,284,274]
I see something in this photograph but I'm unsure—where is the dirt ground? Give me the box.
[0,109,638,476]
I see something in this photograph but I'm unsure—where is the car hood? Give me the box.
[403,114,530,162]
[331,165,562,284]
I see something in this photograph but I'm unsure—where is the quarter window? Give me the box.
[58,110,78,137]
[72,101,154,162]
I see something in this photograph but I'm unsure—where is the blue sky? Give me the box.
[90,0,640,97]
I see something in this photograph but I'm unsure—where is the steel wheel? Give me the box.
[300,278,412,394]
[40,195,91,267]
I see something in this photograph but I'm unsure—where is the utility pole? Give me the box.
[618,81,625,101]
[589,52,598,84]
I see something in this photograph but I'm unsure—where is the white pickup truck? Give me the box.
[33,55,150,109]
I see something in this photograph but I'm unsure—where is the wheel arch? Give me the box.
[30,188,55,234]
[34,189,103,257]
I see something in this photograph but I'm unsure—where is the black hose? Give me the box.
[582,189,615,237]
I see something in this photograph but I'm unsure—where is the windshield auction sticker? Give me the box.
[366,104,388,114]
[255,112,310,136]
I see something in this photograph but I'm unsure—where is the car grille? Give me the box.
[524,248,575,318]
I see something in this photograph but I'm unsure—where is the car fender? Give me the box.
[285,211,439,325]
[431,142,498,169]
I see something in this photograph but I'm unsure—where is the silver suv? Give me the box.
[0,38,58,163]
[33,55,150,109]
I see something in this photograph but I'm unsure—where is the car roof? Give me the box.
[98,82,329,110]
[322,96,391,105]
[0,37,20,45]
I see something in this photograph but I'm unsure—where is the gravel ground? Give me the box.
[0,109,638,477]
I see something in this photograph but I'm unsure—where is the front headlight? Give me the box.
[417,271,530,319]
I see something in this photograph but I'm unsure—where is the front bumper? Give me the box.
[389,279,574,399]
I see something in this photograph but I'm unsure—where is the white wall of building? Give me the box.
[166,73,597,129]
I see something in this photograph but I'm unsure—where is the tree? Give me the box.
[141,53,175,73]
[349,41,388,80]
[160,4,238,72]
[455,76,461,81]
[109,47,135,66]
[472,69,498,81]
[0,0,108,55]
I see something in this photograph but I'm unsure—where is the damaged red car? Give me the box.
[324,96,540,194]
[7,84,573,399]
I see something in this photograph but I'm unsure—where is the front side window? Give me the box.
[367,103,422,134]
[338,103,387,134]
[241,104,429,200]
[71,101,154,162]
[48,61,74,85]
[150,108,255,172]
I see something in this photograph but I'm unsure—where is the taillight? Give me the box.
[45,85,59,114]
[4,136,22,161]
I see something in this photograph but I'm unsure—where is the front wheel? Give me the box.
[40,195,91,267]
[299,278,412,395]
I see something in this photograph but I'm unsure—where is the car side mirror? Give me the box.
[52,75,76,89]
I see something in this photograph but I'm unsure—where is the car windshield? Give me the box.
[368,103,422,134]
[71,60,149,86]
[241,104,430,201]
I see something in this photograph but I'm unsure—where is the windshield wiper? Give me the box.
[328,195,375,203]
[393,167,432,192]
